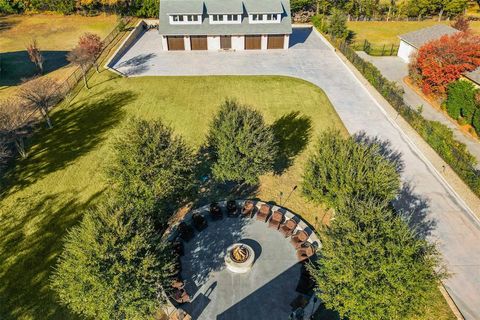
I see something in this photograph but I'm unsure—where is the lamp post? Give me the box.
[283,185,297,207]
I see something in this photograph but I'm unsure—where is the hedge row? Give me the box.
[324,34,480,197]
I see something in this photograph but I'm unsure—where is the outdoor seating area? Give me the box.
[165,200,321,319]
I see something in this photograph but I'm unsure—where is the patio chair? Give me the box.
[172,288,190,304]
[178,222,194,241]
[290,230,309,248]
[172,240,184,256]
[226,200,238,217]
[241,200,255,217]
[171,278,185,289]
[209,202,223,220]
[296,242,316,262]
[256,203,271,222]
[279,219,298,238]
[192,212,208,231]
[268,210,284,229]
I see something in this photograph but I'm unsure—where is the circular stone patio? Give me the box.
[177,201,319,320]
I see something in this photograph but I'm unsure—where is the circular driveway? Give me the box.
[180,210,302,320]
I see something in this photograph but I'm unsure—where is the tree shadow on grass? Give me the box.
[271,111,312,174]
[0,90,136,198]
[0,51,70,86]
[0,17,19,31]
[0,188,104,320]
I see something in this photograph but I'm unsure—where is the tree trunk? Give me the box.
[438,8,443,21]
[40,108,53,129]
[95,62,99,73]
[15,137,26,159]
[316,0,319,15]
[82,66,89,89]
[38,61,44,74]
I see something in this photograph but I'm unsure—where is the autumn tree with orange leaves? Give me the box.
[409,32,480,96]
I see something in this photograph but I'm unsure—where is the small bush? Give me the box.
[473,108,480,135]
[446,80,478,122]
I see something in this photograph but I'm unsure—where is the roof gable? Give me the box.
[399,25,459,48]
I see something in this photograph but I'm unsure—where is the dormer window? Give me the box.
[252,14,263,21]
[210,14,241,24]
[266,14,277,21]
[173,15,184,22]
[227,14,238,21]
[169,14,202,24]
[212,14,224,22]
[187,15,198,22]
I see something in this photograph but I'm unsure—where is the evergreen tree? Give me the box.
[51,201,178,320]
[109,118,196,227]
[327,8,349,39]
[446,80,478,123]
[207,100,277,184]
[308,199,445,320]
[302,130,400,208]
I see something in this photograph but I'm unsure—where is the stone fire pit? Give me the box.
[225,243,255,273]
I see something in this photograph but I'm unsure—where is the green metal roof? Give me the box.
[242,0,282,13]
[205,0,244,14]
[161,0,204,14]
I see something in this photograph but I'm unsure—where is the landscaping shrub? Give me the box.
[51,200,178,320]
[473,109,480,135]
[308,198,445,320]
[446,80,478,122]
[327,35,480,197]
[326,9,348,39]
[302,130,401,208]
[109,118,196,227]
[207,99,278,185]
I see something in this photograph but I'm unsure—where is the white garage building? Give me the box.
[397,25,459,63]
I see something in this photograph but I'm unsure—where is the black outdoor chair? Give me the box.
[192,212,208,231]
[178,222,194,241]
[226,200,238,217]
[209,202,223,220]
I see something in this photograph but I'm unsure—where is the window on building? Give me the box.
[187,15,198,22]
[173,15,184,22]
[266,14,278,21]
[227,14,238,21]
[212,14,224,21]
[252,14,263,21]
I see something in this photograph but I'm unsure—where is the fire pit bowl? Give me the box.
[225,243,255,273]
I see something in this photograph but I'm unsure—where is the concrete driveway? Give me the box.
[112,27,480,319]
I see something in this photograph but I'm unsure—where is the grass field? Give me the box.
[348,20,480,45]
[0,14,117,96]
[0,72,348,319]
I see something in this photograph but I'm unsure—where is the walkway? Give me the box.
[357,52,480,169]
[112,27,480,319]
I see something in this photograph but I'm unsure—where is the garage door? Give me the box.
[267,35,284,49]
[190,36,208,50]
[167,36,185,51]
[220,36,231,49]
[245,35,262,50]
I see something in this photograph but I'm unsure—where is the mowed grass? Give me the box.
[0,14,117,95]
[348,20,480,45]
[0,72,345,320]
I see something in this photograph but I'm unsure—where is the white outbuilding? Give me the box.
[397,25,459,63]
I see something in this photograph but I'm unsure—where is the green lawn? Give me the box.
[0,14,117,95]
[0,69,455,320]
[0,71,346,319]
[348,20,480,45]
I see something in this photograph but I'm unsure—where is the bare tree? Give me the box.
[0,98,32,158]
[17,77,61,129]
[0,138,11,166]
[78,33,103,73]
[67,46,92,89]
[26,39,44,74]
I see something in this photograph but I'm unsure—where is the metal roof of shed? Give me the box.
[398,25,459,48]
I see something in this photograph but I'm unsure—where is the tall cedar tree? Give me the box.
[108,118,196,227]
[409,31,480,95]
[302,131,400,208]
[445,79,479,122]
[207,100,277,184]
[51,201,179,320]
[78,32,103,72]
[308,199,445,320]
[17,77,60,128]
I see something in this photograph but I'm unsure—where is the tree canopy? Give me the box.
[108,118,196,227]
[302,130,400,208]
[51,201,178,320]
[207,99,277,185]
[308,199,445,320]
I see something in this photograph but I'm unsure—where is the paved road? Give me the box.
[112,27,480,319]
[357,52,480,169]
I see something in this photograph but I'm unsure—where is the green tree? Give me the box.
[51,201,178,320]
[302,131,400,208]
[473,108,480,135]
[308,199,445,320]
[327,8,349,39]
[207,99,277,184]
[136,0,159,17]
[446,80,478,122]
[109,118,196,226]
